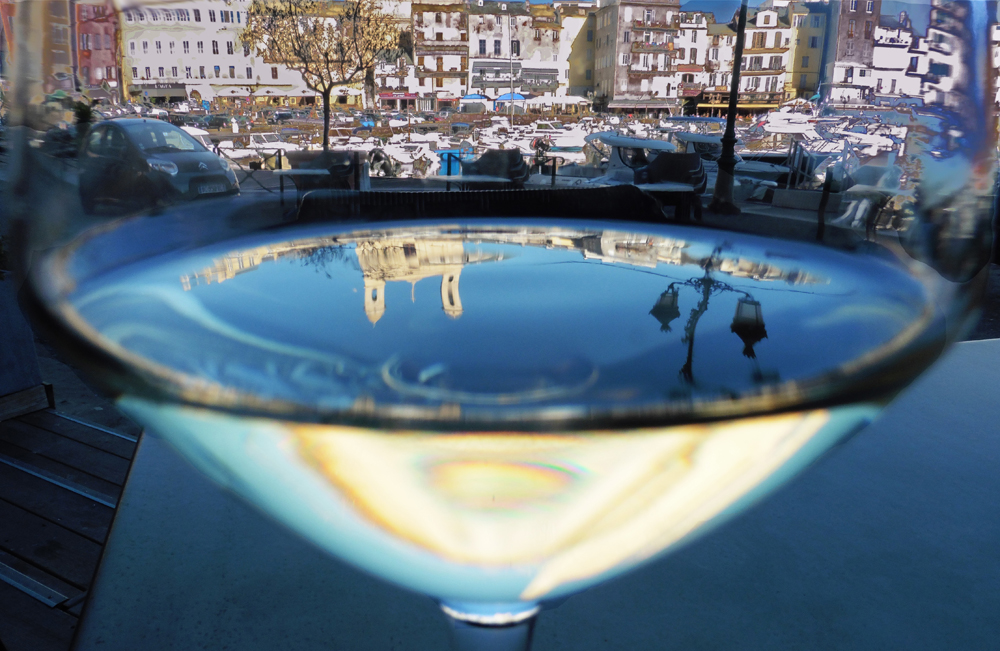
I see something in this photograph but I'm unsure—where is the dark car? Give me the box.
[204,114,232,129]
[267,111,294,124]
[78,118,239,213]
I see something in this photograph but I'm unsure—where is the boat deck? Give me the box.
[0,409,140,651]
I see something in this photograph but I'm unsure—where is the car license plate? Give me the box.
[198,183,226,195]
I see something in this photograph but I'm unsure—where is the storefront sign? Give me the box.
[379,92,418,99]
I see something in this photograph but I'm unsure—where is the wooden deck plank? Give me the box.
[0,420,131,485]
[0,464,114,544]
[18,412,136,460]
[0,548,82,608]
[0,498,103,589]
[0,579,77,651]
[0,440,121,503]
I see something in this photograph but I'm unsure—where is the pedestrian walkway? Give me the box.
[0,395,140,651]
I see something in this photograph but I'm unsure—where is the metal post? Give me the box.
[708,0,749,216]
[277,150,284,204]
[509,9,514,119]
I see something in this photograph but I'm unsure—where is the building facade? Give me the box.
[412,0,468,109]
[121,0,311,107]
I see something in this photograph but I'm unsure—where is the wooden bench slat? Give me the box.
[0,464,114,545]
[0,420,131,485]
[18,412,137,460]
[0,440,121,502]
[0,498,103,589]
[0,579,78,651]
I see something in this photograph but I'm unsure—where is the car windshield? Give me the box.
[263,134,280,143]
[120,120,205,154]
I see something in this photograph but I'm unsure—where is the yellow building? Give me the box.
[785,2,826,100]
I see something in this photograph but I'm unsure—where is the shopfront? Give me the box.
[378,91,418,110]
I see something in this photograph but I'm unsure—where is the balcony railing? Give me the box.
[416,69,468,78]
[631,17,680,29]
[677,82,705,97]
[630,41,678,53]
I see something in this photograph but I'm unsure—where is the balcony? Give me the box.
[415,40,469,55]
[678,82,704,97]
[743,46,789,54]
[740,68,784,76]
[522,79,559,90]
[631,17,680,30]
[630,41,679,53]
[416,69,469,78]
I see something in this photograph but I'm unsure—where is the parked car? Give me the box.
[78,118,239,213]
[268,111,294,124]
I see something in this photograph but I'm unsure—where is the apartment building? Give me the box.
[593,0,686,112]
[412,0,467,109]
[785,2,827,99]
[825,0,881,103]
[555,0,597,98]
[75,0,119,99]
[121,0,311,106]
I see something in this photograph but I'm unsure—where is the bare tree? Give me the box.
[242,0,400,150]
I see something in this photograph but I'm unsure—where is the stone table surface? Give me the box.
[72,340,1000,651]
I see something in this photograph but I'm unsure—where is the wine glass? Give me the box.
[4,1,995,649]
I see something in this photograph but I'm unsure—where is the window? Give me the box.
[858,69,866,77]
[510,17,515,26]
[436,77,443,87]
[623,31,630,43]
[866,0,874,12]
[435,12,442,23]
[850,0,857,10]
[142,40,148,53]
[244,44,251,56]
[752,32,765,48]
[213,65,220,77]
[171,66,177,77]
[535,29,540,40]
[711,48,719,60]
[585,69,592,80]
[208,9,216,22]
[690,48,697,62]
[144,66,151,78]
[271,66,278,79]
[620,79,627,91]
[436,33,443,41]
[811,15,821,28]
[494,40,501,56]
[928,62,951,76]
[864,20,873,38]
[644,31,651,43]
[229,65,235,78]
[768,55,780,68]
[246,67,253,78]
[801,55,809,67]
[436,56,443,70]
[163,9,173,21]
[645,9,652,22]
[809,36,819,48]
[748,76,760,89]
[155,40,161,53]
[197,41,203,54]
[479,39,486,54]
[177,9,190,21]
[641,53,649,67]
[132,66,138,78]
[186,67,192,78]
[150,9,159,21]
[212,40,219,55]
[80,66,89,83]
[193,9,201,21]
[848,19,855,38]
[221,10,229,22]
[417,55,424,67]
[846,40,855,55]
[199,66,205,78]
[227,41,234,55]
[104,34,111,49]
[800,73,807,87]
[620,53,629,65]
[793,15,805,27]
[511,40,520,56]
[129,41,135,53]
[169,41,175,53]
[681,73,693,83]
[587,29,593,42]
[691,30,697,42]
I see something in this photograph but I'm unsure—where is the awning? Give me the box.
[607,100,673,109]
[218,87,250,97]
[333,86,363,96]
[696,103,780,109]
[379,92,418,99]
[496,93,526,101]
[462,93,489,100]
[131,86,187,98]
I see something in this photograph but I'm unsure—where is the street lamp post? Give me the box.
[708,0,749,215]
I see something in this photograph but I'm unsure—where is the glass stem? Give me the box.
[445,614,537,651]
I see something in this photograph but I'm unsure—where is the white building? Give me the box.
[121,0,312,107]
